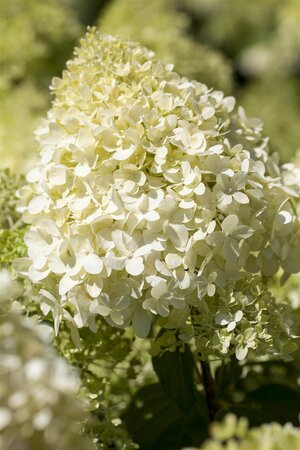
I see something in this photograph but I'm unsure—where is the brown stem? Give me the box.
[190,307,219,421]
[200,359,218,422]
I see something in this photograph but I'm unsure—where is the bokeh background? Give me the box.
[1,0,300,172]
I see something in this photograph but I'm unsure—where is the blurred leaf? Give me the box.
[240,360,300,393]
[152,345,197,414]
[123,383,208,450]
[245,383,300,425]
[216,384,300,426]
[217,356,300,397]
[216,357,300,426]
[215,358,243,402]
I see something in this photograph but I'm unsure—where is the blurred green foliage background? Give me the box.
[1,0,299,171]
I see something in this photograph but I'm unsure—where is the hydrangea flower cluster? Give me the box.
[0,311,94,450]
[18,31,300,347]
[184,414,300,450]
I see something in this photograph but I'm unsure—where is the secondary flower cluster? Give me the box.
[0,311,94,450]
[185,414,300,450]
[154,275,295,360]
[18,31,300,344]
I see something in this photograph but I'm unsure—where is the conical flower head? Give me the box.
[18,29,300,339]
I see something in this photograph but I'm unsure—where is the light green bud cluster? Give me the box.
[0,228,27,268]
[99,0,232,92]
[0,311,94,450]
[191,277,295,360]
[154,276,296,360]
[184,414,300,450]
[17,31,300,361]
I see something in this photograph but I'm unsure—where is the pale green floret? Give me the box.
[18,30,300,360]
[99,0,232,92]
[184,414,300,450]
[193,277,293,360]
[0,310,95,450]
[153,275,297,361]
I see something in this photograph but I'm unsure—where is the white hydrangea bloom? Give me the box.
[0,312,94,450]
[18,30,300,340]
[184,414,300,450]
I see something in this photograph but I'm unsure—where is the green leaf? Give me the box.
[238,360,300,394]
[123,383,208,450]
[152,344,197,414]
[215,358,243,401]
[215,385,300,427]
[245,383,300,425]
[216,358,300,426]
